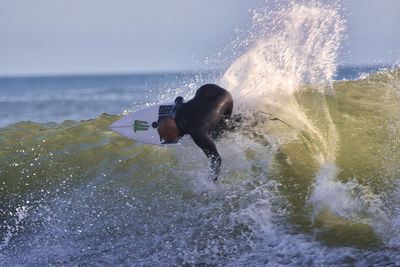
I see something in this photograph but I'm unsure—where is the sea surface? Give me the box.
[2,1,400,266]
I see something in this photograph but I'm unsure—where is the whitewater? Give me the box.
[1,0,400,265]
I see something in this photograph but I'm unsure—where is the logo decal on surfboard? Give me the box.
[134,120,149,132]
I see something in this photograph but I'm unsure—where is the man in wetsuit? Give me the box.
[157,84,233,181]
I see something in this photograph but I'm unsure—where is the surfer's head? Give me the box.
[157,118,180,142]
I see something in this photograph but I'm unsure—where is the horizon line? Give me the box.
[0,64,395,79]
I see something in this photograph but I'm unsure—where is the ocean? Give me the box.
[2,1,400,266]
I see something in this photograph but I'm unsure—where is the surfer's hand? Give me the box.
[209,155,221,182]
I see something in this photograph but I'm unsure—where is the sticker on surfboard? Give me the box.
[110,102,181,146]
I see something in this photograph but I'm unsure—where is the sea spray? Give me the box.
[220,0,344,163]
[221,0,345,101]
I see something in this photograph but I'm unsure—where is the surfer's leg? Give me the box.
[223,99,233,119]
[210,93,234,139]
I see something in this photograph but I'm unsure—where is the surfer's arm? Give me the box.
[191,132,221,181]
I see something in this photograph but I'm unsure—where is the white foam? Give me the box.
[308,163,390,239]
[0,205,29,250]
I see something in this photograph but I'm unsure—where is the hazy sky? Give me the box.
[0,0,399,76]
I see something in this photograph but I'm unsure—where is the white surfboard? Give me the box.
[110,102,181,146]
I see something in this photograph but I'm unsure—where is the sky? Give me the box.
[0,0,399,76]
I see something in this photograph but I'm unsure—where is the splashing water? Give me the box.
[220,0,344,164]
[221,0,345,101]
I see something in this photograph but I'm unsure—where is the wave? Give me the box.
[1,70,399,263]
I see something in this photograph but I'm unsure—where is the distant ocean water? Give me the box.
[2,1,400,266]
[0,72,208,127]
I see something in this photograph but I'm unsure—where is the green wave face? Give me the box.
[1,70,400,264]
[0,113,181,212]
[266,69,400,246]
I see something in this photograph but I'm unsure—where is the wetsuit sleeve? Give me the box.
[190,132,221,181]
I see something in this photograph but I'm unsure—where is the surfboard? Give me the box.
[110,102,181,146]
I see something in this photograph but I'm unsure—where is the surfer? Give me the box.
[157,84,233,181]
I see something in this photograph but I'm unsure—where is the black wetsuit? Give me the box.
[173,84,233,180]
